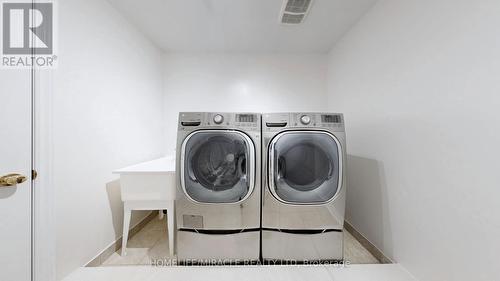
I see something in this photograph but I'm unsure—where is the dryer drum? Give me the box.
[271,131,341,204]
[190,136,247,191]
[278,142,332,191]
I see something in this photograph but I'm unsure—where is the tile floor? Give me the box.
[101,216,379,266]
[67,264,415,281]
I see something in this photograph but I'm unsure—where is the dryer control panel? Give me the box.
[263,112,344,132]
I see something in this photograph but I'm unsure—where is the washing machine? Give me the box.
[175,112,261,263]
[261,112,346,263]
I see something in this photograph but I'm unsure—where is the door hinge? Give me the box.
[32,170,38,180]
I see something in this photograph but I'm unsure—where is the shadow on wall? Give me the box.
[346,155,394,259]
[106,180,123,239]
[105,180,149,239]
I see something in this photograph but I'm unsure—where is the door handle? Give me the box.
[0,173,27,187]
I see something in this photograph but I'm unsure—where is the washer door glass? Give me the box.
[269,131,341,204]
[182,131,254,203]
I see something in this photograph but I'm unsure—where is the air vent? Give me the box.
[282,14,305,24]
[280,0,313,25]
[284,0,311,13]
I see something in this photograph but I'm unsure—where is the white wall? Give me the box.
[327,0,500,280]
[163,53,328,150]
[53,0,164,279]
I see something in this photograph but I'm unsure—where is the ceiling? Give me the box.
[106,0,378,53]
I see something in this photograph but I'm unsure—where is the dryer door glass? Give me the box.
[270,131,341,204]
[182,131,254,203]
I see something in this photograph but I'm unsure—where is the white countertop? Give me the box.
[113,156,176,175]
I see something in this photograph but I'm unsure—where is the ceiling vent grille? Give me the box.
[280,0,313,25]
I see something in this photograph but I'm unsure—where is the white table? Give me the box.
[113,156,176,256]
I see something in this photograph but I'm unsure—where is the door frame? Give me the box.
[30,0,57,279]
[32,68,56,281]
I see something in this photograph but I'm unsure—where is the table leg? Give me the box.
[121,206,131,256]
[167,202,175,256]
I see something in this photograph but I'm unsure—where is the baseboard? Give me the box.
[344,221,393,264]
[85,211,158,267]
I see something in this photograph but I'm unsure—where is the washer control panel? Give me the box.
[178,112,260,131]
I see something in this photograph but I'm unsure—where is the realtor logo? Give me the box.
[1,1,57,68]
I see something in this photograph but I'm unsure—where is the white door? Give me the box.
[0,67,33,281]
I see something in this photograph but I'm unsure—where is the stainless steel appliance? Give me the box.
[175,112,261,263]
[261,112,347,262]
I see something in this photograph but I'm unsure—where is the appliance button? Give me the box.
[213,114,224,124]
[300,115,311,125]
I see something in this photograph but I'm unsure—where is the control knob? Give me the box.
[300,115,311,125]
[213,114,224,124]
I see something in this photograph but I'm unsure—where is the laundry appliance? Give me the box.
[261,112,346,262]
[175,112,261,263]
